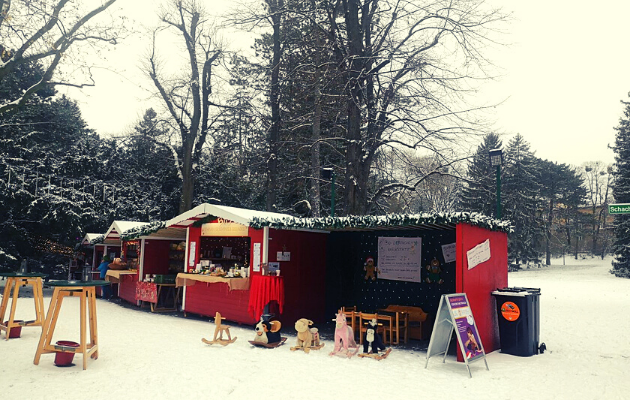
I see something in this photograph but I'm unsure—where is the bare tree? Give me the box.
[323,0,506,215]
[146,0,222,213]
[0,0,120,113]
[582,161,613,256]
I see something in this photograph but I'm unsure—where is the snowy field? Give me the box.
[2,257,629,400]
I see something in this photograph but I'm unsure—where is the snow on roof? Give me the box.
[166,203,295,228]
[82,233,101,245]
[250,212,512,233]
[104,221,150,240]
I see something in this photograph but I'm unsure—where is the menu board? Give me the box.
[377,237,422,282]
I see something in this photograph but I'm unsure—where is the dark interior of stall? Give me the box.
[199,237,251,268]
[325,228,457,337]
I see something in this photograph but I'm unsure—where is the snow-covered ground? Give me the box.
[2,257,629,400]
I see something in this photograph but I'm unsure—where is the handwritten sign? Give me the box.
[466,239,490,270]
[253,243,261,272]
[377,237,422,282]
[441,242,456,263]
[188,242,196,267]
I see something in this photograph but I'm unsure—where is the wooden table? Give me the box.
[378,308,410,345]
[136,282,181,312]
[0,272,47,340]
[33,280,110,370]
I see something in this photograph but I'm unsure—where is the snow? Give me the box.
[2,257,629,400]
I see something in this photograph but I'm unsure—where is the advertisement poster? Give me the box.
[466,239,491,270]
[377,237,422,282]
[448,295,484,361]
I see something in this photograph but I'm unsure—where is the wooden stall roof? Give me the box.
[120,203,298,240]
[250,212,513,233]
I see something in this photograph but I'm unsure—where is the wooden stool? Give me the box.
[0,273,46,340]
[33,280,109,370]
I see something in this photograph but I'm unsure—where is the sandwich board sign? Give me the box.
[425,293,489,378]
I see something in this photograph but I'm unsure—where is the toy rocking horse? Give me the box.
[202,312,237,345]
[329,309,359,358]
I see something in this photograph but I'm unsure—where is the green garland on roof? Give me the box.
[120,221,167,241]
[250,212,512,233]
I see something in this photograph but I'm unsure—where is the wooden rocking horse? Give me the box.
[202,312,237,345]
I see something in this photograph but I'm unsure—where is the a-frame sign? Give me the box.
[425,293,489,378]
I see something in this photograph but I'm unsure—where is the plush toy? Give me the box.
[364,257,379,281]
[253,315,282,344]
[293,318,314,353]
[425,258,444,284]
[362,318,387,354]
[329,310,359,357]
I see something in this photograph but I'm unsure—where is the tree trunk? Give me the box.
[266,0,282,212]
[344,0,365,216]
[546,198,553,265]
[180,140,195,213]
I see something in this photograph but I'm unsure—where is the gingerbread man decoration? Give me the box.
[364,257,379,281]
[425,257,444,284]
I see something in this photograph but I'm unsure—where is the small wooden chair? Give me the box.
[340,306,358,340]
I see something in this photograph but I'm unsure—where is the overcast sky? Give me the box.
[66,0,630,168]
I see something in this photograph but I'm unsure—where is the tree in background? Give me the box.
[582,161,613,257]
[146,0,223,213]
[459,133,503,217]
[611,94,630,278]
[502,134,543,266]
[0,0,121,113]
[538,160,586,264]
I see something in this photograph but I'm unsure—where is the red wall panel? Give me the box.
[456,223,508,355]
[184,283,255,325]
[266,229,328,324]
[142,240,172,276]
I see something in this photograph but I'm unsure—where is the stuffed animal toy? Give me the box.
[253,315,282,344]
[364,257,379,281]
[294,318,314,353]
[363,318,387,354]
[425,258,444,284]
[329,310,358,356]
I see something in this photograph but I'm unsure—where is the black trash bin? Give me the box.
[492,287,542,356]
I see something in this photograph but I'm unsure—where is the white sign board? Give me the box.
[277,252,290,261]
[188,242,196,267]
[253,243,261,272]
[466,239,491,270]
[441,242,456,263]
[377,237,422,282]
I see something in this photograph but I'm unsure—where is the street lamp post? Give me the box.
[322,168,335,217]
[489,149,503,219]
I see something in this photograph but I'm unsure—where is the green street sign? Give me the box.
[609,204,630,214]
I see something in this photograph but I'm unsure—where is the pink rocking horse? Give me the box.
[329,309,359,357]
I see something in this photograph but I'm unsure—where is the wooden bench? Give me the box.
[381,305,431,340]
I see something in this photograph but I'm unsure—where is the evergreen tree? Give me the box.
[538,160,586,264]
[611,94,630,278]
[502,134,543,266]
[459,133,503,217]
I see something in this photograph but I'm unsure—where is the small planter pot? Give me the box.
[4,321,23,339]
[54,341,80,366]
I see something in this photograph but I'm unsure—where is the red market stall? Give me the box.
[125,204,329,325]
[99,221,148,303]
[254,213,510,355]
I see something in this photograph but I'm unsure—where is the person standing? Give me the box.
[98,255,112,299]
